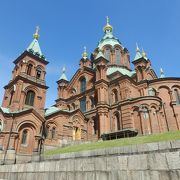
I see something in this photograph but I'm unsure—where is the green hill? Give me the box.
[45,131,180,156]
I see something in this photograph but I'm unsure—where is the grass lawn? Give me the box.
[44,131,180,156]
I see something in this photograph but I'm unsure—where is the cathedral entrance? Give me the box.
[72,127,81,140]
[71,114,85,141]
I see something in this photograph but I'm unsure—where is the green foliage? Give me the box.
[45,131,180,156]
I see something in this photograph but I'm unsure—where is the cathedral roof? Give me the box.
[133,44,149,63]
[134,44,143,61]
[45,106,77,117]
[45,106,61,116]
[97,17,123,49]
[107,66,136,77]
[59,73,68,81]
[0,106,33,114]
[0,107,44,122]
[59,67,68,81]
[0,107,10,114]
[95,50,105,59]
[26,26,45,59]
[27,38,42,56]
[97,32,122,49]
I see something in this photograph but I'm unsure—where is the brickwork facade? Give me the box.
[0,20,180,162]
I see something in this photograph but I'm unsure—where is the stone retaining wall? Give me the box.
[0,140,180,180]
[42,140,180,161]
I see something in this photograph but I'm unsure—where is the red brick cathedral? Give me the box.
[0,18,180,163]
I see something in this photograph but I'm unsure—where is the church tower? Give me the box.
[93,17,130,69]
[57,67,69,99]
[2,27,48,114]
[132,44,157,82]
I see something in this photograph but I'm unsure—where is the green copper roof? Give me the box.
[0,107,32,114]
[27,38,42,56]
[134,51,142,61]
[97,31,123,49]
[26,27,46,60]
[45,106,60,116]
[95,51,105,59]
[0,107,10,113]
[60,73,68,81]
[59,67,68,81]
[134,44,143,61]
[97,17,123,49]
[45,106,74,117]
[107,66,136,77]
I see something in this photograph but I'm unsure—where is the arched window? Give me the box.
[36,68,41,79]
[115,49,121,64]
[9,91,14,105]
[0,121,3,132]
[174,89,180,104]
[105,48,110,61]
[25,90,35,106]
[21,129,28,144]
[80,97,86,112]
[52,127,56,139]
[80,77,86,93]
[27,64,33,75]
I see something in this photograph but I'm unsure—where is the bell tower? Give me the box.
[2,27,49,114]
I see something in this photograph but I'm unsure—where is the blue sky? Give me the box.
[0,0,180,108]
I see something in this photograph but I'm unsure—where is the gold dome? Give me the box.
[103,16,113,32]
[136,43,140,52]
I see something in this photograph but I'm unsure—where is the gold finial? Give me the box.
[142,48,147,58]
[103,16,113,33]
[136,43,140,52]
[82,46,88,59]
[33,26,40,40]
